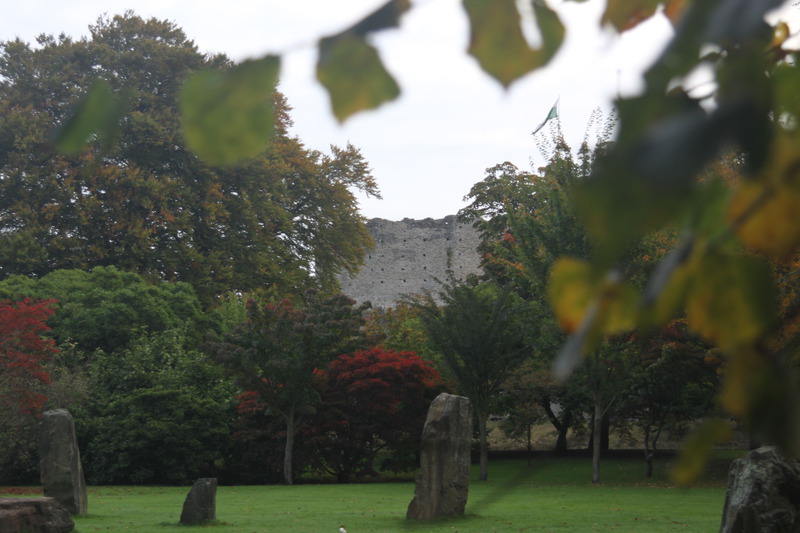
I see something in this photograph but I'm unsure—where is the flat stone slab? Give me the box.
[0,497,74,533]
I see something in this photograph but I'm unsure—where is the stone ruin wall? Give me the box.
[339,216,483,309]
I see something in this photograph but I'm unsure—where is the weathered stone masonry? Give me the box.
[339,216,482,309]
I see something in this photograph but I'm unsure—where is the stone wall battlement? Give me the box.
[340,216,482,309]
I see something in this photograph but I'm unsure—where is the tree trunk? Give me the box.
[526,422,533,468]
[541,397,570,455]
[643,425,653,478]
[592,392,602,484]
[478,409,489,481]
[283,412,295,485]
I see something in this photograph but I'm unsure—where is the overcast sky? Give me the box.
[2,1,797,221]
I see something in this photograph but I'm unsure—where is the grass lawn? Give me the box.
[4,455,737,532]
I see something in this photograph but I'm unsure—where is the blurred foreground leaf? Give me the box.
[602,0,662,32]
[315,0,409,122]
[463,0,564,88]
[685,251,776,352]
[317,35,400,123]
[549,259,637,378]
[181,56,279,166]
[671,418,732,485]
[52,79,130,154]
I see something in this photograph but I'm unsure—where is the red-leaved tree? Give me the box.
[0,298,59,415]
[0,298,59,483]
[305,347,446,482]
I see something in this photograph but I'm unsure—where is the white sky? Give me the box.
[2,1,798,220]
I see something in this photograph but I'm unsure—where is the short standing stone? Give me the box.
[406,393,472,520]
[39,409,88,515]
[720,446,800,532]
[0,497,74,533]
[180,478,217,525]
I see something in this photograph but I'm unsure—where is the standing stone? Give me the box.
[39,409,87,516]
[406,393,472,520]
[720,446,800,532]
[180,478,217,525]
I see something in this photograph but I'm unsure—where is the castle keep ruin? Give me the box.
[340,216,482,309]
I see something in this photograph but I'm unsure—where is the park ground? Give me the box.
[2,450,741,533]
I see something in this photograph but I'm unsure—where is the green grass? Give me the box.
[5,455,737,532]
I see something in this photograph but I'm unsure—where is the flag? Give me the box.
[532,98,559,135]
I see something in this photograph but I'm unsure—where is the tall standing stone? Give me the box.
[180,478,217,525]
[720,446,800,532]
[406,393,472,520]
[39,409,88,516]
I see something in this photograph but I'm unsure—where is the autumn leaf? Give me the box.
[671,418,732,485]
[180,56,280,166]
[463,0,564,88]
[549,258,596,334]
[663,0,690,27]
[602,0,661,32]
[729,181,800,260]
[684,251,777,351]
[549,259,638,378]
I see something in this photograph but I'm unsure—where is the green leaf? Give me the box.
[463,0,564,88]
[342,0,411,37]
[52,79,130,154]
[180,56,280,166]
[316,35,400,123]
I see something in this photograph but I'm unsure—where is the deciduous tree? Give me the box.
[0,266,205,355]
[306,347,444,482]
[205,291,371,484]
[412,280,530,481]
[0,298,58,483]
[0,13,378,303]
[83,329,237,484]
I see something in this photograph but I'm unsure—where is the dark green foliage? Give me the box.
[82,330,236,484]
[205,291,372,484]
[0,266,205,354]
[412,280,530,481]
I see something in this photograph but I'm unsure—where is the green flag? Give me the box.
[532,98,559,135]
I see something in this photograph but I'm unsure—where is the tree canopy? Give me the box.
[205,292,372,484]
[0,12,378,304]
[412,279,530,481]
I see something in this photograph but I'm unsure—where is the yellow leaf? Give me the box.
[463,0,564,88]
[180,56,279,166]
[685,252,776,351]
[316,35,400,123]
[671,418,732,485]
[719,346,767,417]
[548,258,595,334]
[549,259,638,335]
[729,179,800,262]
